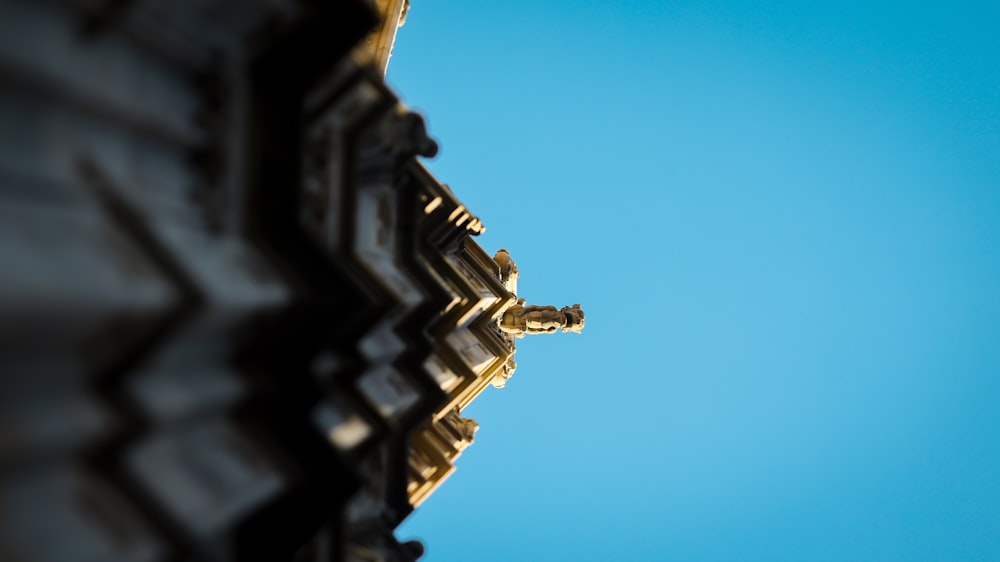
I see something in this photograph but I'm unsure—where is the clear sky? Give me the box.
[388,1,1000,560]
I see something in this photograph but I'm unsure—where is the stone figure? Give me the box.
[376,109,438,159]
[491,249,584,338]
[493,248,518,293]
[443,409,479,446]
[499,300,585,337]
[491,356,518,388]
[358,107,438,184]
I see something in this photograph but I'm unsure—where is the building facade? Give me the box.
[0,1,581,560]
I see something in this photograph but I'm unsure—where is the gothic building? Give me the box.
[0,1,582,560]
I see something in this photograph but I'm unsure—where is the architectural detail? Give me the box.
[500,301,586,336]
[360,0,412,75]
[0,1,582,560]
[494,248,519,293]
[404,246,585,507]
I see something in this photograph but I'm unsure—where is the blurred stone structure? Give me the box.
[0,1,582,561]
[359,0,410,75]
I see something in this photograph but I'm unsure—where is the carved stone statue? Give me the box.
[446,409,479,446]
[371,107,439,159]
[493,248,518,294]
[491,356,517,389]
[357,107,438,188]
[491,249,584,338]
[499,300,585,337]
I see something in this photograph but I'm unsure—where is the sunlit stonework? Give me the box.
[361,0,411,75]
[405,243,585,508]
[0,0,582,560]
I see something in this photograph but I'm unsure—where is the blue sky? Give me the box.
[388,2,1000,560]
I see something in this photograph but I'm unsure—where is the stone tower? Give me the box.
[0,1,582,560]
